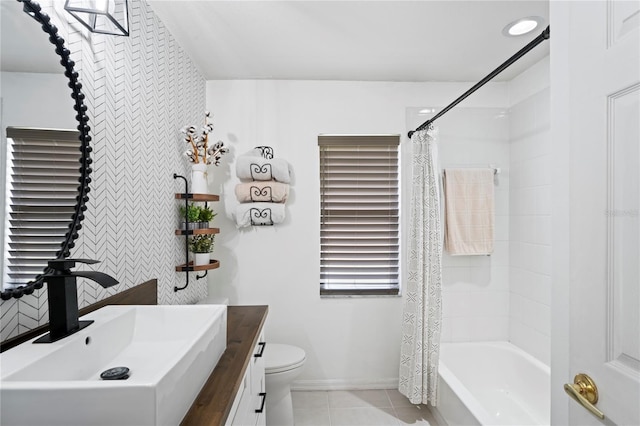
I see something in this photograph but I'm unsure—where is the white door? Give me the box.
[552,1,640,425]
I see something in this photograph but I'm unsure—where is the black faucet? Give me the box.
[33,259,119,344]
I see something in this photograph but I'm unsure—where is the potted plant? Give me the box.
[179,204,201,230]
[198,206,217,228]
[189,234,214,266]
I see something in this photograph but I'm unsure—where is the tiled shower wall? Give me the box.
[407,106,511,343]
[508,57,551,364]
[0,0,207,341]
[439,109,511,342]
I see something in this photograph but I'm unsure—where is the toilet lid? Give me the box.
[265,343,306,374]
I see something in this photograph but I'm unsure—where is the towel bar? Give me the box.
[442,167,501,176]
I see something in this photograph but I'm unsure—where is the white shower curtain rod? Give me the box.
[408,25,550,139]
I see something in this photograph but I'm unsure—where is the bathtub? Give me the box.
[431,341,550,426]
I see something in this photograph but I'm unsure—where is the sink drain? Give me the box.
[100,367,130,380]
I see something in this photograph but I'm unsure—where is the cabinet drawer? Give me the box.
[243,389,266,426]
[255,410,266,426]
[227,365,251,426]
[251,332,266,394]
[228,332,268,425]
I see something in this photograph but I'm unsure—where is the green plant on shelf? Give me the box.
[198,205,217,223]
[189,234,215,253]
[179,204,201,223]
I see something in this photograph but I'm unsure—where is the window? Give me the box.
[2,128,80,288]
[318,134,400,296]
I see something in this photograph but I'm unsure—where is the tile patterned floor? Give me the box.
[291,389,440,426]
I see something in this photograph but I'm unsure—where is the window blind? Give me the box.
[3,128,81,288]
[318,135,400,296]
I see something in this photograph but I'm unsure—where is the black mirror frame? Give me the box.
[1,0,92,300]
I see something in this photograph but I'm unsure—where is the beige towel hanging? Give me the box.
[444,168,495,255]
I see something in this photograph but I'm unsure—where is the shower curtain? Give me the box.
[398,128,443,405]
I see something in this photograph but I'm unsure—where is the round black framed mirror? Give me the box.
[0,0,92,300]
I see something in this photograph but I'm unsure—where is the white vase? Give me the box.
[194,252,210,266]
[190,163,208,194]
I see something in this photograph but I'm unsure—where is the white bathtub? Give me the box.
[431,341,550,426]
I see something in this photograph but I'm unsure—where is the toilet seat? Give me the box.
[265,343,306,374]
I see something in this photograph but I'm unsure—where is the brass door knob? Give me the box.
[564,373,605,419]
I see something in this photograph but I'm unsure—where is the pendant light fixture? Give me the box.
[64,0,129,36]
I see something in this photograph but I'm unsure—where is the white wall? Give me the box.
[507,56,551,365]
[206,80,508,387]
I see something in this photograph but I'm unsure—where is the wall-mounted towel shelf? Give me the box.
[250,186,273,202]
[250,207,274,226]
[234,146,291,227]
[254,146,274,159]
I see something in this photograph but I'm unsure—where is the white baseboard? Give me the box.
[291,378,399,391]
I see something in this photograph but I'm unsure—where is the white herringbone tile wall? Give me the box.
[0,0,207,341]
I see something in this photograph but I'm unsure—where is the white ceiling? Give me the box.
[148,0,550,82]
[1,0,550,82]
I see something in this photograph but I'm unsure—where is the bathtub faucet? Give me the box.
[33,258,119,344]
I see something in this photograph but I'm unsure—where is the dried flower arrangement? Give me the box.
[181,112,229,165]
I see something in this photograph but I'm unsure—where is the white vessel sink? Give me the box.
[1,304,227,426]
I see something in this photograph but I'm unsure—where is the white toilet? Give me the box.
[264,343,306,426]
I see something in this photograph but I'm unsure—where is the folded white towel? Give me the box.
[236,155,291,183]
[235,181,289,203]
[235,202,286,227]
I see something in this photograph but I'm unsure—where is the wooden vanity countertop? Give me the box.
[181,305,269,426]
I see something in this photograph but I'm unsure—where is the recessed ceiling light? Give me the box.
[502,16,544,37]
[419,108,435,115]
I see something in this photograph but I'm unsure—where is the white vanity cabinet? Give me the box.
[181,306,268,425]
[226,332,267,426]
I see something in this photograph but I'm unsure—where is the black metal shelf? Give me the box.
[175,228,220,236]
[173,173,219,292]
[175,193,220,202]
[175,260,220,272]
